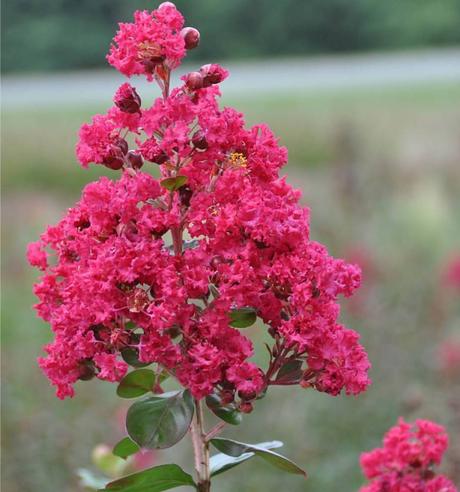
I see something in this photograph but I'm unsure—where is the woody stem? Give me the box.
[190,399,211,491]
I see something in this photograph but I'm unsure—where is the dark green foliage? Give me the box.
[3,0,460,73]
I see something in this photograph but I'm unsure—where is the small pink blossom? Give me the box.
[27,241,47,270]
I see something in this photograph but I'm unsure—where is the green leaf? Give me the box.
[209,440,283,477]
[210,437,306,476]
[275,360,303,384]
[160,176,188,191]
[99,464,196,491]
[126,391,194,449]
[205,394,242,426]
[117,369,156,399]
[121,348,150,368]
[229,307,257,328]
[112,437,140,460]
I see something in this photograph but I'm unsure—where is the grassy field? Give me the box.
[2,81,460,491]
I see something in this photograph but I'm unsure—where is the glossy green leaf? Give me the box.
[275,360,303,384]
[209,440,283,477]
[160,176,188,191]
[205,394,242,425]
[117,369,156,399]
[210,437,306,476]
[229,307,257,328]
[121,348,150,368]
[99,464,195,491]
[112,437,140,460]
[126,391,194,449]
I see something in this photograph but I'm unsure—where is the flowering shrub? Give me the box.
[360,419,457,492]
[28,2,372,490]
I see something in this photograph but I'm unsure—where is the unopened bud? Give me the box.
[78,359,96,381]
[238,390,256,401]
[127,151,144,170]
[114,83,141,114]
[114,137,129,155]
[184,71,204,91]
[104,156,124,170]
[200,64,228,87]
[178,185,193,207]
[158,2,176,10]
[191,130,208,150]
[181,27,200,50]
[220,390,235,405]
[104,138,127,170]
[239,401,253,414]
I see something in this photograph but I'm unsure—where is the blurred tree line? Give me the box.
[3,0,460,73]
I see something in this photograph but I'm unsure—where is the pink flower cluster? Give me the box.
[28,3,370,406]
[107,3,187,80]
[360,419,457,492]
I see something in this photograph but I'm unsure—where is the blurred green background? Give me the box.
[3,0,460,72]
[2,1,460,491]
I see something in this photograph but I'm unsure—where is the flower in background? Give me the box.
[441,253,460,293]
[437,337,460,377]
[360,418,457,492]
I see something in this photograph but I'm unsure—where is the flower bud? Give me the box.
[158,1,176,10]
[114,83,141,114]
[181,27,200,50]
[179,185,193,207]
[191,130,208,150]
[117,138,129,155]
[104,139,127,170]
[239,401,253,414]
[104,156,124,170]
[200,64,228,87]
[78,359,96,381]
[127,150,144,170]
[238,390,256,401]
[184,71,204,91]
[220,390,235,405]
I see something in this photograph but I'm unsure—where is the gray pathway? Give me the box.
[3,48,460,109]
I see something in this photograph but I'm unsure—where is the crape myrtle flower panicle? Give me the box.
[360,418,457,492]
[31,2,370,405]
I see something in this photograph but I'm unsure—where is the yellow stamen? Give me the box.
[228,152,247,168]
